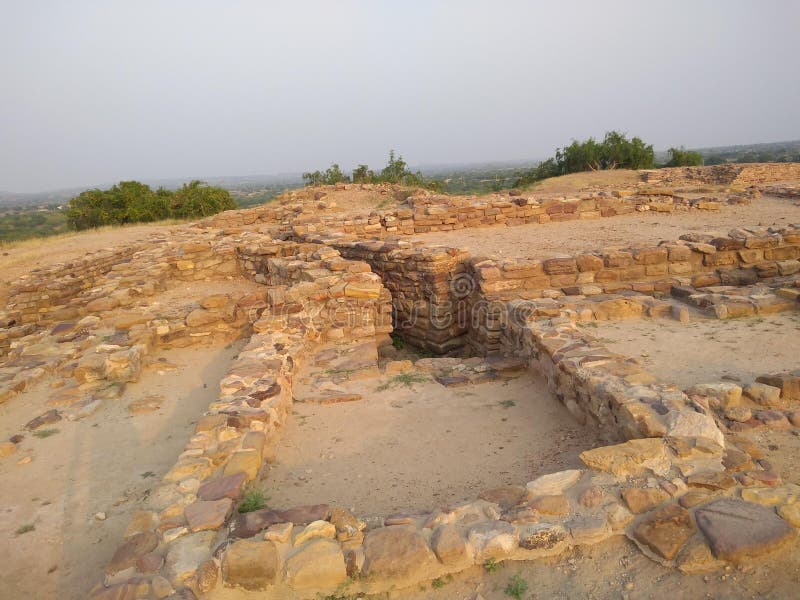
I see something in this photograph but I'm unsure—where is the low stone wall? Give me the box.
[500,301,716,441]
[466,225,800,353]
[641,162,800,187]
[89,248,394,598]
[0,233,241,356]
[89,290,800,599]
[290,191,737,241]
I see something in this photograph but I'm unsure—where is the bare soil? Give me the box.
[264,371,601,518]
[524,168,643,193]
[411,195,800,259]
[0,222,179,286]
[588,312,800,389]
[0,343,242,600]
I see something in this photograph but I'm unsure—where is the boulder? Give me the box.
[525,469,582,497]
[695,498,795,562]
[222,539,280,590]
[632,504,695,561]
[579,438,669,478]
[284,539,346,590]
[466,520,519,560]
[430,523,470,565]
[362,525,436,580]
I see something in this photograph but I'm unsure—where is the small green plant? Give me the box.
[505,574,528,599]
[141,471,155,479]
[15,523,35,535]
[238,487,268,513]
[377,372,430,392]
[498,399,516,408]
[431,574,453,589]
[483,557,500,573]
[32,428,59,439]
[390,333,406,351]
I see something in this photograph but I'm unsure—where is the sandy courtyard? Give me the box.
[412,195,800,259]
[263,371,602,518]
[587,311,800,389]
[0,343,242,600]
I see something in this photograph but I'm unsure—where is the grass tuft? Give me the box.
[32,428,59,439]
[15,523,35,536]
[504,574,528,599]
[377,372,430,392]
[238,487,268,513]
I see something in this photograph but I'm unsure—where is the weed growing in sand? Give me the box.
[141,471,155,479]
[238,487,268,513]
[431,574,454,588]
[15,523,35,536]
[377,372,430,392]
[505,574,528,599]
[498,399,516,408]
[32,428,59,439]
[503,575,528,600]
[484,557,500,573]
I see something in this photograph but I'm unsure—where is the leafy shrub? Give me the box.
[66,180,235,230]
[504,574,528,599]
[665,146,704,167]
[515,130,655,186]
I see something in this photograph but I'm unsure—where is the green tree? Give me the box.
[66,180,235,231]
[514,131,655,186]
[666,146,703,167]
[170,180,236,219]
[352,164,375,183]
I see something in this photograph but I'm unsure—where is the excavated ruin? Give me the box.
[1,164,799,599]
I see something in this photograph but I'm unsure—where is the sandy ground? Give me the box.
[587,311,800,389]
[524,168,643,193]
[0,221,180,286]
[0,342,242,600]
[264,371,601,518]
[411,195,800,259]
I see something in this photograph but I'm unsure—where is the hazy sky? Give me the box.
[2,1,799,193]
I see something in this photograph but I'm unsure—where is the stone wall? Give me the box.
[466,225,800,353]
[90,282,800,599]
[236,238,393,342]
[641,162,800,187]
[291,191,734,241]
[327,239,471,353]
[89,248,394,598]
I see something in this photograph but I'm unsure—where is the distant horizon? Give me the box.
[3,136,800,198]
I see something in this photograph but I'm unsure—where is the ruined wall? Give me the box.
[236,238,393,342]
[641,162,800,187]
[465,225,800,354]
[329,240,471,353]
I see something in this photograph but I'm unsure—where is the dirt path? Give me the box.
[411,195,800,259]
[0,343,242,600]
[265,371,601,518]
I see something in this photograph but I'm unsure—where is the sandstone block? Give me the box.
[695,498,795,562]
[222,539,280,590]
[362,525,436,580]
[284,539,346,590]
